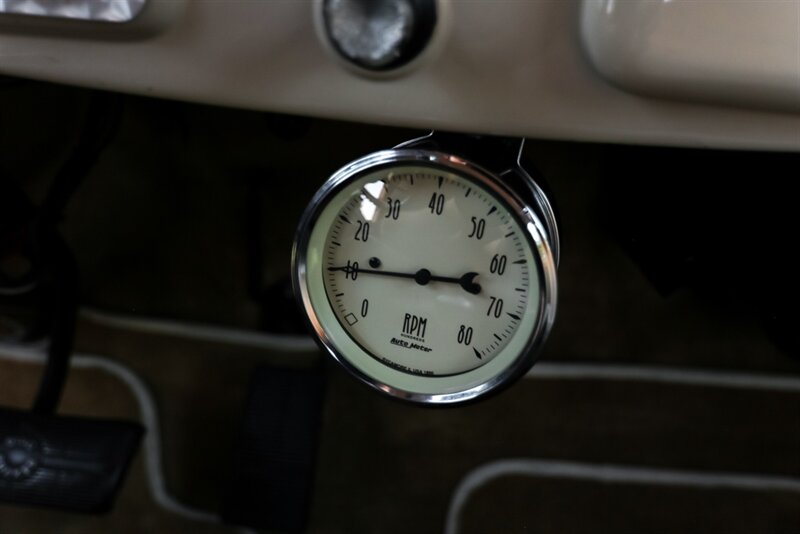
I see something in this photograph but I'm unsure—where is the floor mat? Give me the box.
[2,319,798,533]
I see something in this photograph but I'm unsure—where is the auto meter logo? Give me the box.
[390,313,433,354]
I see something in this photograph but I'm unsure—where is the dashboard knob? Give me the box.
[320,0,438,71]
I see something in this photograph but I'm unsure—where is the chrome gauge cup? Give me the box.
[292,136,558,405]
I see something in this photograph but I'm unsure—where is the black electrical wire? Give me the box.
[31,91,124,414]
[37,91,124,230]
[31,231,79,414]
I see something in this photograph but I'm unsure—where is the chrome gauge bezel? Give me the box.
[292,148,557,405]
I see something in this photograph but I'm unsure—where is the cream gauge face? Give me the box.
[294,150,557,404]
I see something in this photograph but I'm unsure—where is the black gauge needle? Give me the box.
[328,265,482,294]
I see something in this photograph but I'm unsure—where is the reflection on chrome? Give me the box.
[364,180,386,200]
[526,222,542,244]
[359,197,377,221]
[359,180,386,222]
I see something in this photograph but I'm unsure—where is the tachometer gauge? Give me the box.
[292,134,558,404]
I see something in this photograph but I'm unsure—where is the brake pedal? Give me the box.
[0,407,143,513]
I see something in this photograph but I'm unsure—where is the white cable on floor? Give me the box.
[78,307,800,393]
[80,307,318,353]
[0,344,219,524]
[528,362,800,392]
[444,458,800,534]
[81,307,800,392]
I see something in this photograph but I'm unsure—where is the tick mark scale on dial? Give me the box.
[438,176,444,189]
[515,288,525,292]
[332,241,341,247]
[493,334,502,342]
[508,312,521,321]
[473,348,482,360]
[465,187,471,197]
[335,293,344,297]
[513,259,526,264]
[339,215,351,224]
[505,231,515,238]
[487,206,497,216]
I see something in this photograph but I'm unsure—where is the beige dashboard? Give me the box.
[0,0,797,151]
